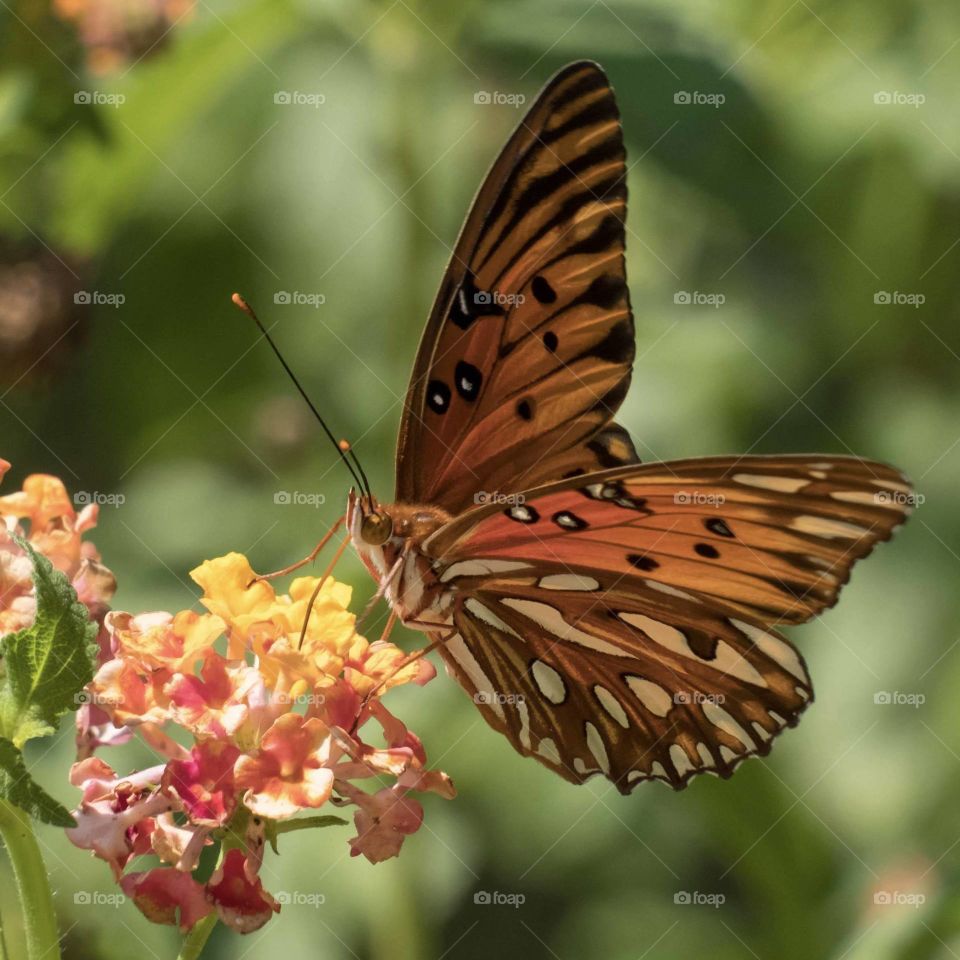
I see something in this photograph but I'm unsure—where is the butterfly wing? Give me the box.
[426,454,912,790]
[443,582,811,792]
[395,60,638,515]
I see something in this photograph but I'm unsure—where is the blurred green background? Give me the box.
[1,0,959,956]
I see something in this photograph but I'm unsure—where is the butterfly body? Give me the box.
[338,61,913,793]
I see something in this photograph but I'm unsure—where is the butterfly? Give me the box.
[335,60,914,793]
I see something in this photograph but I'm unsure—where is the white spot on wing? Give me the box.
[502,599,626,656]
[625,676,673,717]
[790,515,869,539]
[713,641,767,687]
[731,618,807,682]
[669,744,694,776]
[585,722,610,774]
[531,660,566,704]
[830,490,881,505]
[445,634,504,720]
[464,598,522,639]
[619,613,694,659]
[537,738,561,764]
[703,700,756,750]
[538,574,600,591]
[594,685,629,728]
[644,580,699,601]
[734,473,810,493]
[440,559,532,582]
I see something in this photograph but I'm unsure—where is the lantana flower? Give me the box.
[68,552,455,934]
[0,461,123,756]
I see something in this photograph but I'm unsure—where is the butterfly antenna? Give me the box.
[340,439,373,505]
[232,293,365,493]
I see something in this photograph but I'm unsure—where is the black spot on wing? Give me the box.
[694,543,720,559]
[705,518,735,538]
[531,276,557,304]
[627,553,659,571]
[427,380,451,414]
[454,360,482,401]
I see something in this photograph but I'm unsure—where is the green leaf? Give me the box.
[0,538,98,748]
[0,738,74,828]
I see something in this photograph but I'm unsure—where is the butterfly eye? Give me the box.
[360,511,392,546]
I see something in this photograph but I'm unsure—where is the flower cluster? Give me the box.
[0,459,115,634]
[68,552,455,933]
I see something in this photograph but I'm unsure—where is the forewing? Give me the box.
[395,60,637,514]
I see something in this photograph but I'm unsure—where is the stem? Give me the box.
[273,815,347,834]
[0,798,59,960]
[177,913,217,960]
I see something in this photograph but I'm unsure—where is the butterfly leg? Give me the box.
[356,622,457,719]
[294,534,351,649]
[249,515,344,585]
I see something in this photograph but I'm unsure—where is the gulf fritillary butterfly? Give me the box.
[278,60,913,793]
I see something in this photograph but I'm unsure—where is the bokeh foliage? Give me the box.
[1,0,959,957]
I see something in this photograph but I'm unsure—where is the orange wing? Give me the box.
[395,61,638,515]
